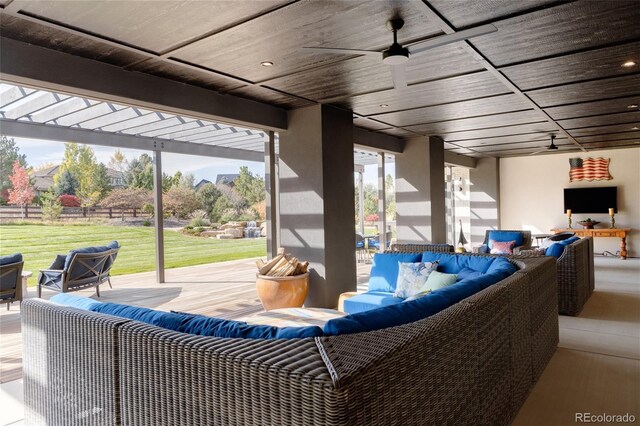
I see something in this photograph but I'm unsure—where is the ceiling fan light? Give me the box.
[383,53,409,65]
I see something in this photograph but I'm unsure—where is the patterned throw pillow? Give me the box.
[490,240,516,254]
[394,261,439,299]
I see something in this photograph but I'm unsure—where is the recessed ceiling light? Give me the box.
[379,104,389,108]
[622,60,636,67]
[627,104,639,108]
[260,61,274,67]
[632,126,639,130]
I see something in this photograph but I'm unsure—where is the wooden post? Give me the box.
[24,204,28,219]
[109,207,113,218]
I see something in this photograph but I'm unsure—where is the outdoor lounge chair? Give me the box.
[38,242,120,297]
[0,253,24,310]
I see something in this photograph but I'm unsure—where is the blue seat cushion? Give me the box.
[369,253,422,292]
[487,231,525,249]
[87,302,322,339]
[64,241,119,270]
[0,253,22,266]
[546,236,580,258]
[457,267,484,281]
[420,252,496,274]
[343,291,403,314]
[50,293,103,310]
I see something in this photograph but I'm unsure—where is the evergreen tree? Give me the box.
[55,170,79,196]
[125,154,154,190]
[234,166,265,206]
[196,183,222,217]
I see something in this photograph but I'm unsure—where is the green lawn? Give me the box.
[0,224,266,286]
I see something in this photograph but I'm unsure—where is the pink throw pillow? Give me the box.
[490,240,516,254]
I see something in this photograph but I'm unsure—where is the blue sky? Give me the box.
[14,137,391,185]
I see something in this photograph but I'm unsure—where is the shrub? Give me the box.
[163,186,202,219]
[41,191,63,220]
[142,220,151,227]
[142,202,154,217]
[58,194,81,207]
[189,209,208,220]
[188,217,209,227]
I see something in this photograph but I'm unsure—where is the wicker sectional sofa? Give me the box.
[22,255,558,426]
[519,236,594,315]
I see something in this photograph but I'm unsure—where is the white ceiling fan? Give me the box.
[303,18,497,89]
[529,134,559,155]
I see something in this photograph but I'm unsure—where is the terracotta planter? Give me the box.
[256,272,309,311]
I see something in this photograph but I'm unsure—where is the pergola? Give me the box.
[0,78,405,286]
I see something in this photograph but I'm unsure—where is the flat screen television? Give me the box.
[563,187,617,214]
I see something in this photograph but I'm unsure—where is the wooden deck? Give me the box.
[0,258,372,383]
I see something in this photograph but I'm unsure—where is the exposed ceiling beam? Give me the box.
[444,151,477,168]
[0,119,265,162]
[353,127,405,154]
[420,0,587,153]
[0,37,287,131]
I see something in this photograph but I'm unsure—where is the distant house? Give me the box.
[215,174,240,186]
[31,164,126,196]
[194,179,212,190]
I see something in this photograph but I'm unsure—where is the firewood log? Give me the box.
[259,254,283,275]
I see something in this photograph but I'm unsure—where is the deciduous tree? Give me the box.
[163,186,202,219]
[7,160,34,218]
[0,136,27,203]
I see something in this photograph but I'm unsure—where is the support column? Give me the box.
[395,136,446,243]
[470,157,500,246]
[265,131,279,258]
[355,164,365,235]
[279,104,356,308]
[377,152,387,250]
[152,149,165,283]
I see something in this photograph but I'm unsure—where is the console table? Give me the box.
[551,228,631,259]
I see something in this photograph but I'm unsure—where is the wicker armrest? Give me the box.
[515,248,546,257]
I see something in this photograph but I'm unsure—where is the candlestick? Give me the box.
[610,208,615,229]
[568,216,572,229]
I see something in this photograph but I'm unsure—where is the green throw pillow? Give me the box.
[423,271,458,291]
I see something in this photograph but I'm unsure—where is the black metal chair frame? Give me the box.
[0,260,24,310]
[38,248,119,298]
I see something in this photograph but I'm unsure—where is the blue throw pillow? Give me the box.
[50,293,103,310]
[456,267,483,281]
[545,236,580,258]
[488,231,524,249]
[369,253,421,292]
[0,253,22,266]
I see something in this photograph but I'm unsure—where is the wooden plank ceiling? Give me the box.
[0,0,638,158]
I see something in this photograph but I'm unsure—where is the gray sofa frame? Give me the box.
[22,255,557,426]
[518,236,594,316]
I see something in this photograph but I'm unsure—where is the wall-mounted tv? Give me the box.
[564,187,617,214]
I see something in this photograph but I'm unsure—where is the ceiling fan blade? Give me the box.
[302,46,380,56]
[391,65,407,89]
[408,24,497,56]
[528,148,547,156]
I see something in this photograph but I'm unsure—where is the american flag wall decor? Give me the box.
[569,157,613,182]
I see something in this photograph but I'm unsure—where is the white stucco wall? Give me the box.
[500,147,640,258]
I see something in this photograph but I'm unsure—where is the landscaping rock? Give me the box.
[217,234,235,240]
[225,228,244,238]
[201,230,225,237]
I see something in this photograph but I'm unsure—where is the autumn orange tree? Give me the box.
[7,160,34,218]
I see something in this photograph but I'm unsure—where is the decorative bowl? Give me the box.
[577,220,600,229]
